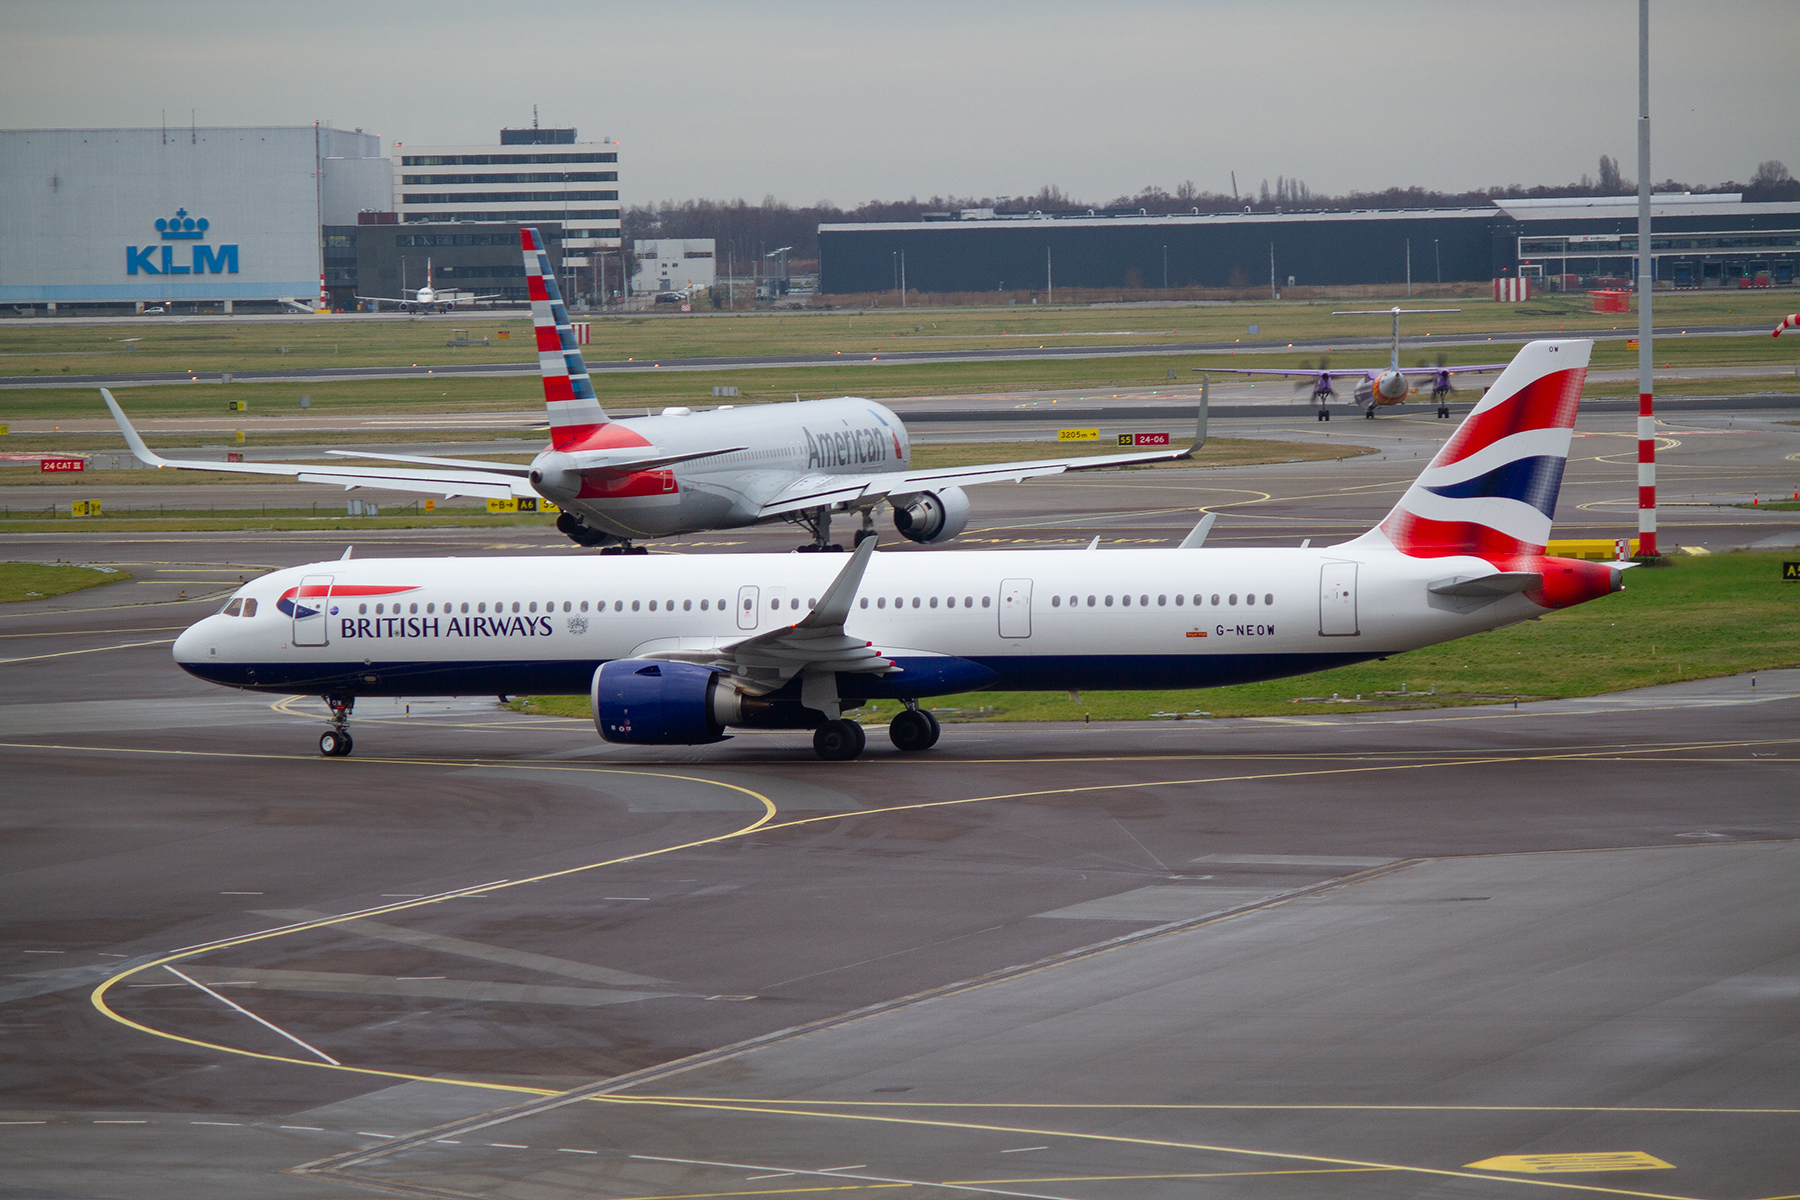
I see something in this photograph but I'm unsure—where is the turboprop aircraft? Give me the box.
[354,259,502,312]
[106,228,1200,553]
[174,338,1628,761]
[1201,307,1507,421]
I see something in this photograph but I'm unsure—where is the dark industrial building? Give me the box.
[322,220,565,309]
[818,195,1800,295]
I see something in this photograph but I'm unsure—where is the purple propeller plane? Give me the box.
[1201,307,1508,421]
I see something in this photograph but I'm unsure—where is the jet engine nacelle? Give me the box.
[592,659,740,745]
[892,486,971,544]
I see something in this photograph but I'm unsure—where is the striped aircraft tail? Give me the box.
[522,227,608,449]
[1353,339,1593,558]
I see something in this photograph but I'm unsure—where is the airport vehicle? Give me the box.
[355,259,502,312]
[105,228,1199,553]
[175,338,1626,761]
[1203,307,1507,420]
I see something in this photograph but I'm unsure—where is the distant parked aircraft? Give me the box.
[356,259,502,312]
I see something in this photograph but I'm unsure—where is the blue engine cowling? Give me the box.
[592,659,731,745]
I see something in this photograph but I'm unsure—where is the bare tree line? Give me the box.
[626,159,1797,264]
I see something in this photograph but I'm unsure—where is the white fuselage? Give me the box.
[535,398,910,540]
[179,544,1536,702]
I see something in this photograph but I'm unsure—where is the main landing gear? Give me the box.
[1315,407,1331,422]
[888,702,941,753]
[1364,403,1378,419]
[319,695,354,757]
[812,703,942,761]
[791,506,845,553]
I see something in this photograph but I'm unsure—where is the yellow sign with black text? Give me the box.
[1784,561,1799,580]
[487,498,517,513]
[71,499,102,517]
[1058,428,1099,442]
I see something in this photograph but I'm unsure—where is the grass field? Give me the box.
[4,327,1795,427]
[2,290,1795,380]
[0,561,132,602]
[518,552,1800,725]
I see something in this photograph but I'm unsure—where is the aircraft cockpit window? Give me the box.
[242,598,257,618]
[222,598,244,617]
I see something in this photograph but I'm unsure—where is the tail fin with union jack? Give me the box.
[1351,339,1593,558]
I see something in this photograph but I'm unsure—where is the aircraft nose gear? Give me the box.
[319,695,355,756]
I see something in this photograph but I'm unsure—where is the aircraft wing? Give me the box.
[755,395,1208,520]
[352,294,413,304]
[101,389,532,501]
[637,534,897,695]
[320,446,747,476]
[1396,364,1509,376]
[1205,368,1373,379]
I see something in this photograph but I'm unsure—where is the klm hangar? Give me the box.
[0,125,390,314]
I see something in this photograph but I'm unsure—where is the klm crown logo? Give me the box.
[157,208,209,240]
[128,207,237,277]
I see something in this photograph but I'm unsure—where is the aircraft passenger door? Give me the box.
[998,578,1032,638]
[1319,563,1359,636]
[291,574,334,646]
[736,585,760,630]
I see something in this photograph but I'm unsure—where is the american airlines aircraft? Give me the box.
[105,227,1197,553]
[174,338,1627,760]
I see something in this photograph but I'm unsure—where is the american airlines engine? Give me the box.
[104,227,1199,553]
[173,340,1631,762]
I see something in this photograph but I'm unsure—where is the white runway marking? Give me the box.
[163,965,340,1065]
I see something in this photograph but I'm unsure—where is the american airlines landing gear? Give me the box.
[794,507,843,553]
[853,507,879,547]
[319,695,354,757]
[813,718,866,761]
[888,701,941,752]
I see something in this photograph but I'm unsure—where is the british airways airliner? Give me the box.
[105,228,1198,553]
[174,338,1627,760]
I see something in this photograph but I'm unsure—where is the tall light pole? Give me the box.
[1636,0,1658,556]
[1434,238,1441,286]
[1162,244,1168,290]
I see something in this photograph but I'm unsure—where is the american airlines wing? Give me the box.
[756,392,1209,519]
[101,389,533,501]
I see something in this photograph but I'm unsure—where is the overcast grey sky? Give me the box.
[3,1,1795,207]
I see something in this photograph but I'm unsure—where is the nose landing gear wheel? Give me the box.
[813,718,866,760]
[319,729,354,757]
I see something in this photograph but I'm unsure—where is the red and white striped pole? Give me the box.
[319,273,329,311]
[1635,0,1657,557]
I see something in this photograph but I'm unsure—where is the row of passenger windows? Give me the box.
[1052,592,1276,608]
[264,591,1279,619]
